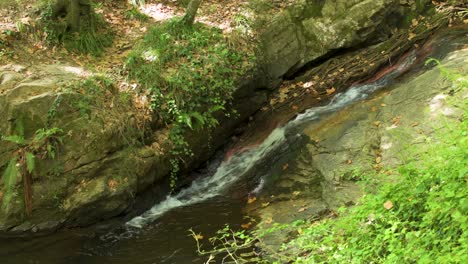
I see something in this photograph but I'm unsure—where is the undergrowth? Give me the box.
[191,61,467,263]
[38,0,113,56]
[126,17,254,189]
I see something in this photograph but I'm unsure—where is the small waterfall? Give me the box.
[126,51,417,228]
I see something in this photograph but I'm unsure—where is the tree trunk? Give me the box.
[182,0,203,26]
[51,0,91,32]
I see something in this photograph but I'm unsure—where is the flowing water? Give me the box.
[0,28,465,264]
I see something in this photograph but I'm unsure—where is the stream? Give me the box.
[0,28,465,264]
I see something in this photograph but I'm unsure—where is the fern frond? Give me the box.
[2,135,25,145]
[25,152,35,173]
[1,158,19,210]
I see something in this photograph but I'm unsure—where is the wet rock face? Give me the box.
[0,64,169,234]
[259,0,411,85]
[250,48,467,254]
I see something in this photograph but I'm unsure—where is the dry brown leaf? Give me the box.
[108,179,118,191]
[376,156,382,164]
[282,163,289,170]
[298,207,307,212]
[241,222,252,229]
[247,196,257,204]
[264,217,273,224]
[326,87,336,95]
[383,200,394,210]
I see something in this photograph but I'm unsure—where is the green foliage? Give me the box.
[126,17,252,188]
[270,63,468,263]
[125,7,150,22]
[1,159,19,211]
[69,75,116,119]
[39,0,113,56]
[195,61,468,263]
[129,0,146,8]
[0,125,63,214]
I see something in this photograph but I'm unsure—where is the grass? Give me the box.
[191,61,467,263]
[126,17,254,189]
[126,18,251,129]
[269,65,468,263]
[125,7,150,22]
[38,0,113,56]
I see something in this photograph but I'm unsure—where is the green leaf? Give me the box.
[2,135,25,145]
[1,158,19,210]
[191,112,205,127]
[25,152,35,173]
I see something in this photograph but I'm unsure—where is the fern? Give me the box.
[25,152,35,173]
[2,135,25,145]
[1,158,19,211]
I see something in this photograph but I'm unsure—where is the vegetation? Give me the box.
[1,124,63,216]
[38,0,113,55]
[182,0,203,26]
[191,63,468,263]
[126,17,253,189]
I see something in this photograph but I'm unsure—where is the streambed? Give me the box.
[0,28,466,264]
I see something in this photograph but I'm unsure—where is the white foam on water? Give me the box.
[126,51,417,228]
[127,128,286,228]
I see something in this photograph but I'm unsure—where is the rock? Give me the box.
[258,0,415,86]
[0,64,170,234]
[251,44,467,255]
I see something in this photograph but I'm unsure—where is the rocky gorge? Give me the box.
[0,0,466,263]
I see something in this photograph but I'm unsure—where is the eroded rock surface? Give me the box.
[249,48,467,252]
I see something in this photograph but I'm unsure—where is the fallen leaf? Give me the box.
[247,196,257,204]
[408,32,416,40]
[383,200,394,210]
[371,106,377,112]
[282,163,289,171]
[292,191,301,196]
[326,87,336,95]
[264,217,273,224]
[376,156,382,164]
[262,202,270,207]
[108,179,118,191]
[339,68,345,72]
[347,159,353,165]
[291,105,299,110]
[303,81,314,88]
[298,207,307,212]
[241,222,252,229]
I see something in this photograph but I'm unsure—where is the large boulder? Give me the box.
[258,0,425,87]
[0,64,171,234]
[249,45,467,254]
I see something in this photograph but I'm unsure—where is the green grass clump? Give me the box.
[125,7,150,22]
[126,18,251,142]
[39,1,113,56]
